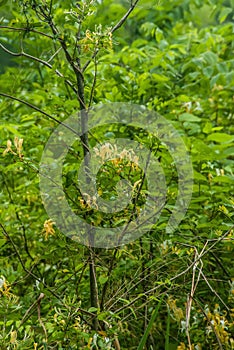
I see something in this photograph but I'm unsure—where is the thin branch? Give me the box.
[3,177,34,263]
[170,226,234,283]
[0,43,77,95]
[35,6,86,109]
[37,293,48,342]
[111,0,139,34]
[33,3,82,79]
[113,227,234,314]
[0,223,95,321]
[106,255,180,310]
[0,25,54,39]
[17,293,45,329]
[47,46,62,63]
[100,248,118,311]
[195,299,224,350]
[0,223,38,280]
[200,270,230,311]
[186,247,205,350]
[88,55,98,107]
[82,48,99,72]
[0,42,54,69]
[0,92,79,136]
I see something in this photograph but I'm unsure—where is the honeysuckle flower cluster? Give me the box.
[3,137,24,159]
[42,219,56,240]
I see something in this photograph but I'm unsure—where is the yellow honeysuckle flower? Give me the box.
[14,136,24,158]
[0,275,11,297]
[10,330,17,344]
[2,137,24,158]
[43,219,56,240]
[3,139,15,156]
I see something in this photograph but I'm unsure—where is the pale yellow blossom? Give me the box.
[14,136,24,158]
[43,219,55,240]
[0,275,11,297]
[3,139,15,156]
[2,137,23,158]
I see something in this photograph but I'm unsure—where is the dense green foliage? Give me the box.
[0,0,233,349]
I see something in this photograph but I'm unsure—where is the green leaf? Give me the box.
[193,170,207,181]
[212,176,234,183]
[203,121,212,134]
[98,276,108,284]
[155,28,164,42]
[219,7,232,24]
[202,51,218,66]
[152,73,169,82]
[179,113,201,122]
[88,307,98,313]
[0,124,23,136]
[207,133,234,143]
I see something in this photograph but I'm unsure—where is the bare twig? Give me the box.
[194,299,224,350]
[170,227,234,283]
[113,227,234,314]
[0,92,79,136]
[17,293,45,329]
[0,43,77,94]
[0,25,54,39]
[32,4,85,109]
[111,0,139,34]
[200,270,230,311]
[185,245,206,350]
[47,46,62,63]
[88,54,98,107]
[37,293,48,342]
[100,249,118,311]
[82,48,99,72]
[0,223,95,322]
